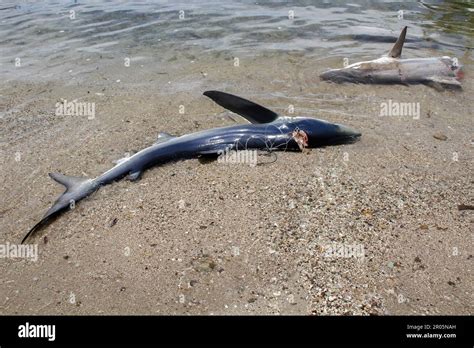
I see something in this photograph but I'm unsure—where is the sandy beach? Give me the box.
[1,45,472,315]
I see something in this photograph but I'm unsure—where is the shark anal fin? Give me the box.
[388,26,407,58]
[203,90,279,124]
[128,170,142,181]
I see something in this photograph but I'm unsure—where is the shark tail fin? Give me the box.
[388,26,407,58]
[21,173,96,244]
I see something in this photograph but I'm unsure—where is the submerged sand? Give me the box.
[0,51,472,315]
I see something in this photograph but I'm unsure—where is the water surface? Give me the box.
[0,0,472,82]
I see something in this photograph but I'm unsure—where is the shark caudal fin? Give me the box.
[203,91,279,124]
[21,173,97,244]
[387,26,407,58]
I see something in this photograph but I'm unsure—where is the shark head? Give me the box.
[291,117,361,147]
[202,90,362,148]
[440,56,464,81]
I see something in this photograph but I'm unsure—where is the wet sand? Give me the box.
[0,51,473,314]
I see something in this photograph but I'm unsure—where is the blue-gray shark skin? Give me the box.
[320,26,464,90]
[21,91,361,243]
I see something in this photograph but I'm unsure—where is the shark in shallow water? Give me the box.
[21,91,361,243]
[320,26,464,90]
[331,25,470,51]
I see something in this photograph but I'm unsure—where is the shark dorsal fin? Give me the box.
[387,26,407,58]
[203,90,279,124]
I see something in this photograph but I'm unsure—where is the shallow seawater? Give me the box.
[0,0,472,82]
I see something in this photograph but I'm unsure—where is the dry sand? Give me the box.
[0,51,472,314]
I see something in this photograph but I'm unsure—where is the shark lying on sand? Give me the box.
[21,91,361,243]
[320,26,464,90]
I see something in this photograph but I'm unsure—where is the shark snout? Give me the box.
[320,69,334,81]
[320,69,345,82]
[337,124,362,138]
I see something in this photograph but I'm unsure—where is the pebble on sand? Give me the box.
[433,133,448,141]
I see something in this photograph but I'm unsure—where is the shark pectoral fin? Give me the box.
[128,169,142,181]
[387,26,407,58]
[427,76,462,90]
[197,144,230,159]
[155,132,176,144]
[203,90,279,124]
[198,149,222,156]
[197,149,223,164]
[425,81,445,92]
